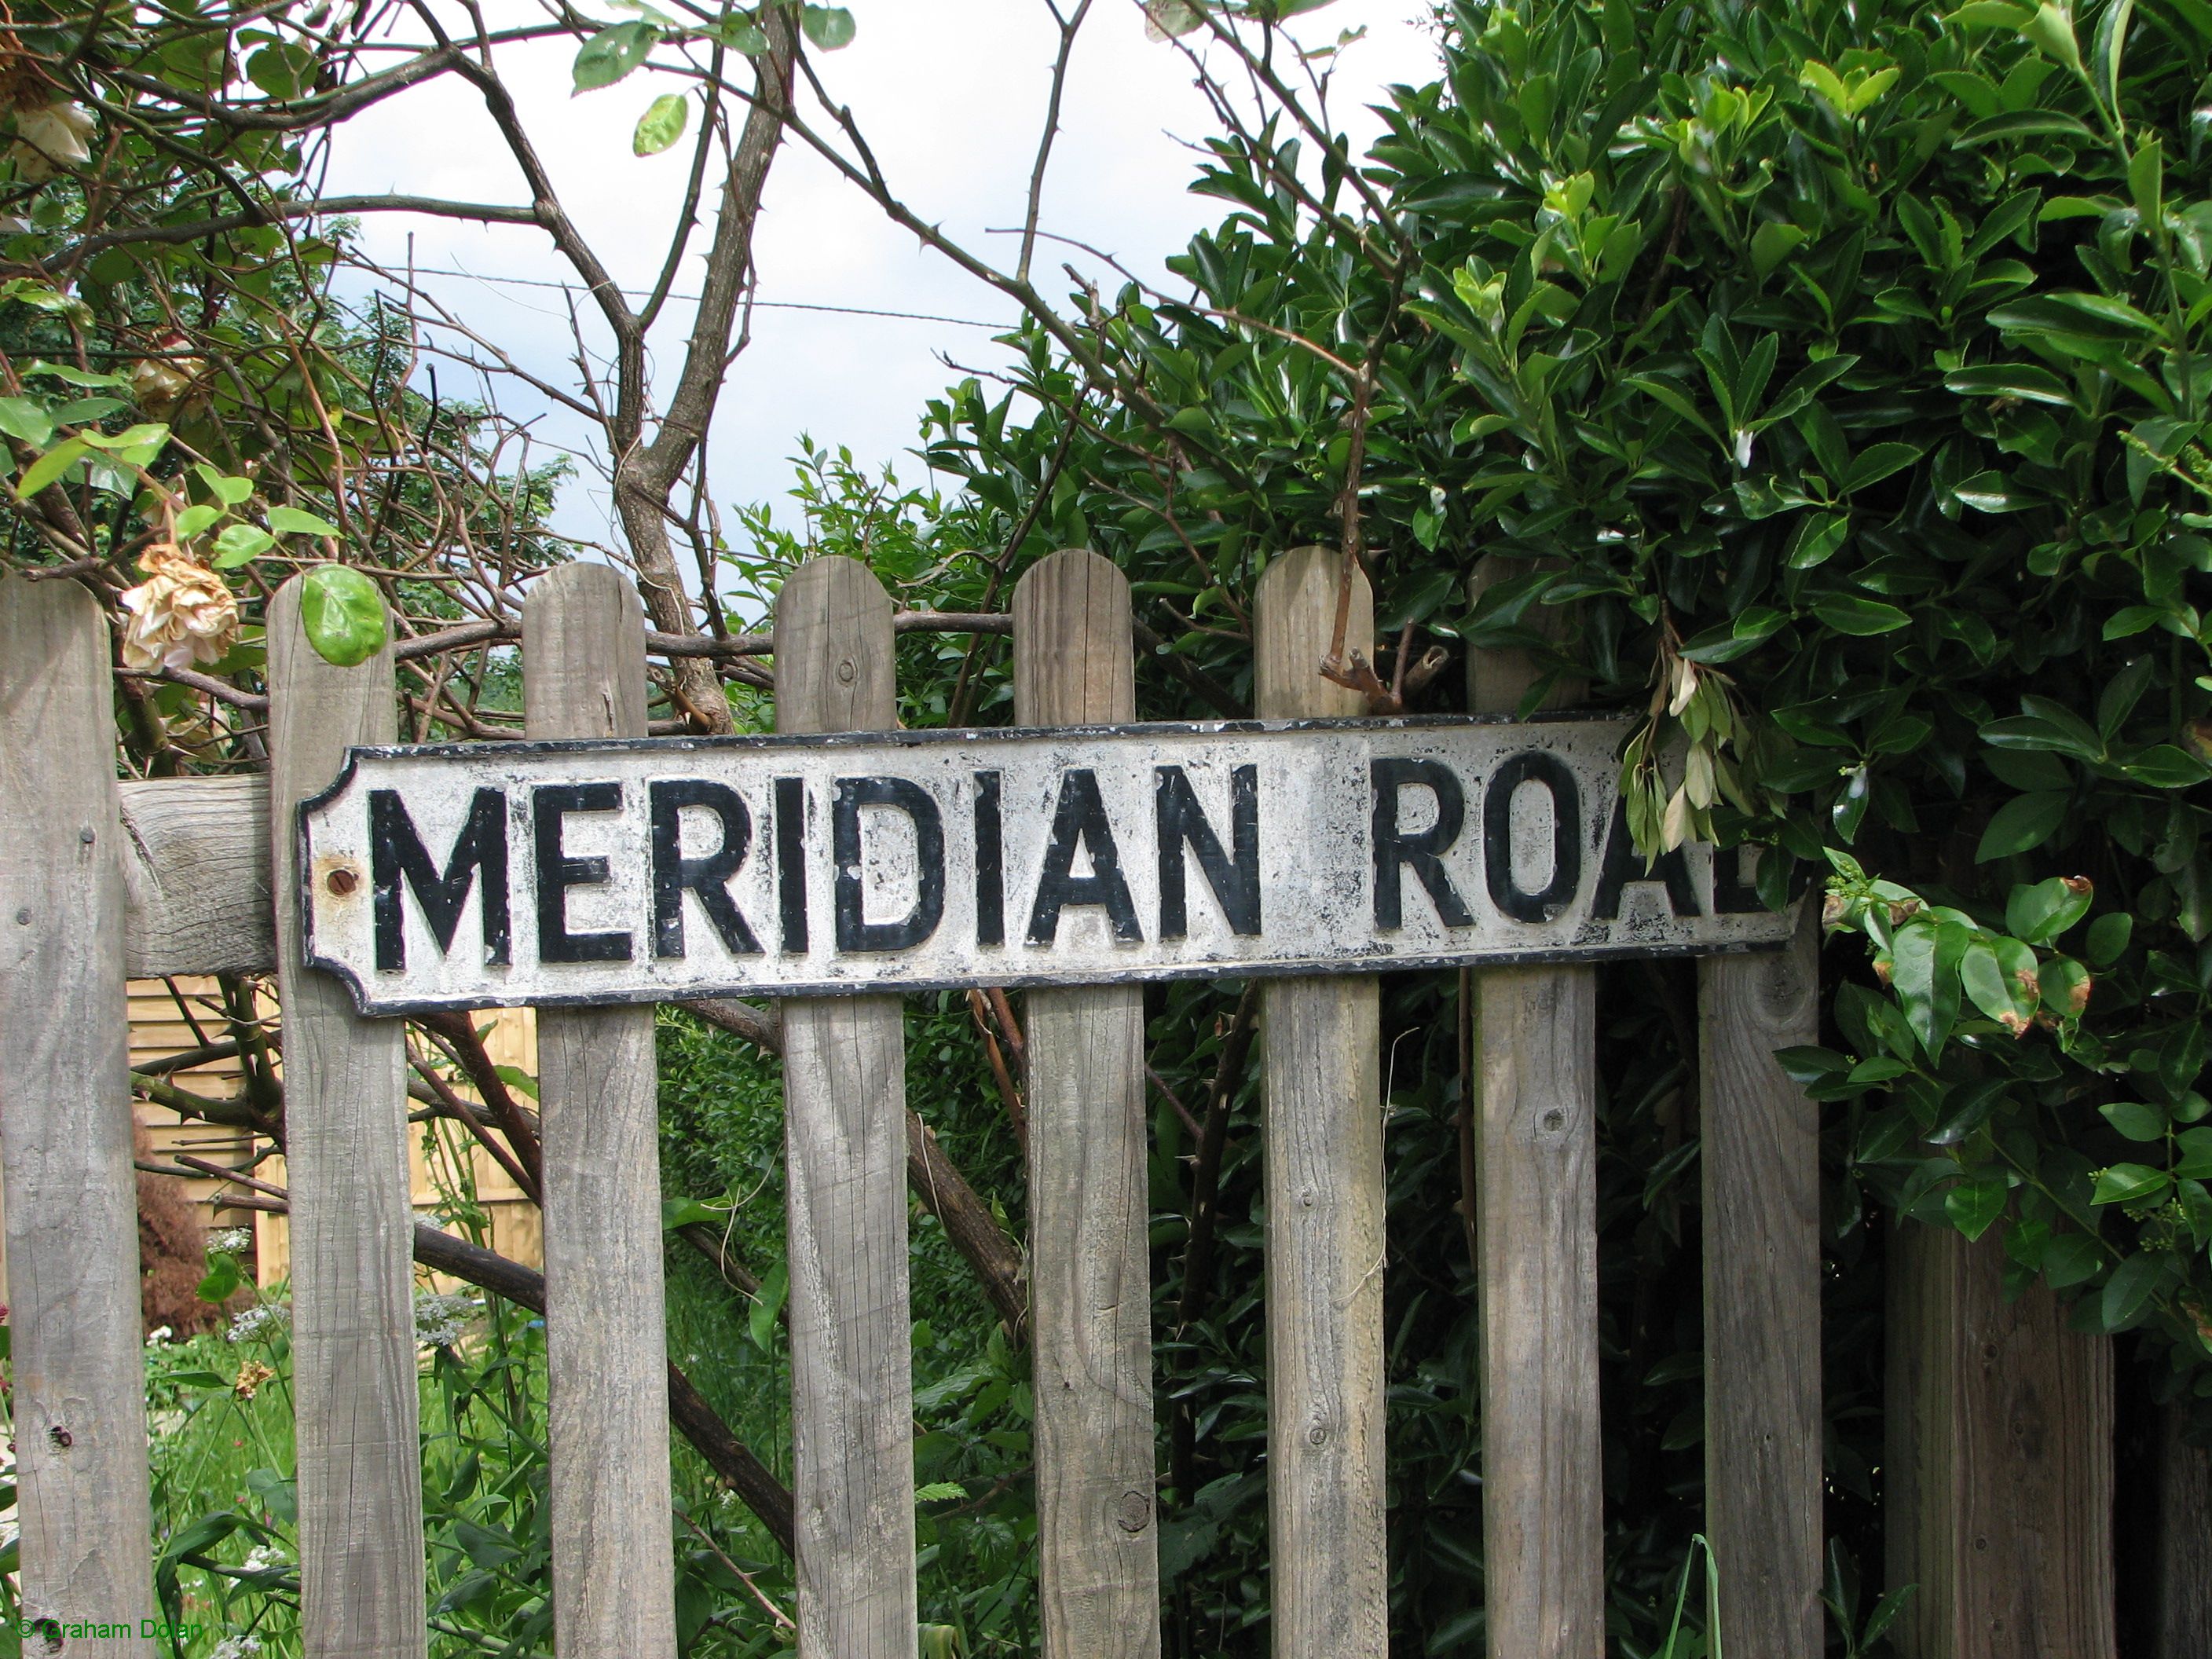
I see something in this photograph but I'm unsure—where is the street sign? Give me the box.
[298,715,1799,1013]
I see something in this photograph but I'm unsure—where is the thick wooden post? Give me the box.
[1252,547,1387,1658]
[269,574,428,1659]
[1885,1223,2115,1658]
[524,564,678,1658]
[1699,905,1822,1654]
[1468,556,1603,1659]
[1013,549,1161,1659]
[775,557,917,1657]
[0,577,158,1657]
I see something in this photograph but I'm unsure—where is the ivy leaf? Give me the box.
[15,436,88,498]
[2005,875,2091,940]
[298,565,387,667]
[174,503,222,540]
[213,524,275,569]
[1810,594,1911,635]
[801,5,856,48]
[267,504,340,537]
[573,21,658,93]
[1982,796,2061,862]
[634,92,689,156]
[2100,1251,2165,1331]
[1945,1177,2009,1240]
[2091,1163,2169,1207]
[0,395,53,446]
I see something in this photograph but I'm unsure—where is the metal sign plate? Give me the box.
[298,715,1798,1013]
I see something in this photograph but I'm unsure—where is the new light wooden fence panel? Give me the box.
[775,557,918,1657]
[1251,547,1387,1658]
[1013,549,1161,1659]
[1700,908,1823,1656]
[524,564,679,1659]
[0,576,159,1657]
[1467,556,1603,1659]
[268,576,427,1659]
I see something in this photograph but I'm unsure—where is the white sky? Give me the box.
[323,0,1442,569]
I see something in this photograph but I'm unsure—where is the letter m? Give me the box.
[371,788,511,971]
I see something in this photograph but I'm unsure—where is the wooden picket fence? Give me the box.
[0,546,1834,1659]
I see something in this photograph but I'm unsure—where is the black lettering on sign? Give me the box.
[1027,767,1142,945]
[532,782,632,964]
[775,777,808,954]
[1371,758,1474,929]
[1591,797,1701,920]
[973,771,1005,947]
[833,776,946,953]
[649,780,761,960]
[1482,751,1582,923]
[1155,764,1262,938]
[370,787,511,972]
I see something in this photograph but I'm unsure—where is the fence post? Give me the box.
[1885,1223,2115,1658]
[269,573,428,1659]
[775,556,917,1655]
[1013,548,1160,1658]
[523,564,678,1657]
[1467,555,1603,1659]
[0,576,158,1657]
[1699,903,1822,1654]
[1251,546,1387,1657]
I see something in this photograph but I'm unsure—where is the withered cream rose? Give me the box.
[119,544,240,672]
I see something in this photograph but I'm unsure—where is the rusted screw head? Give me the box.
[326,866,359,895]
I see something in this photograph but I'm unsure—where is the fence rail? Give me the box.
[0,553,1855,1659]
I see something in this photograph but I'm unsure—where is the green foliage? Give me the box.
[297,565,387,667]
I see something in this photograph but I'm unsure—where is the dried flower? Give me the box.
[131,332,206,416]
[9,101,93,181]
[414,1291,480,1350]
[233,1359,275,1400]
[226,1301,290,1344]
[119,544,240,672]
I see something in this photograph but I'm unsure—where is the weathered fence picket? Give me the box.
[1468,557,1604,1659]
[524,565,679,1658]
[0,576,158,1657]
[773,557,920,1655]
[1013,549,1163,1657]
[269,574,428,1659]
[1251,547,1389,1656]
[0,543,1906,1659]
[1701,910,1823,1655]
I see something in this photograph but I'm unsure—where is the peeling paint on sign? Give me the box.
[298,716,1800,1013]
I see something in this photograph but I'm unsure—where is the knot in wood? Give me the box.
[77,826,93,844]
[1541,1108,1566,1133]
[1114,1490,1151,1533]
[13,908,27,925]
[836,658,857,684]
[1306,1422,1329,1448]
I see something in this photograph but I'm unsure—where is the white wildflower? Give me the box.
[413,1291,480,1350]
[240,1543,288,1573]
[225,1301,290,1345]
[1732,427,1755,469]
[211,1635,264,1659]
[145,1324,174,1347]
[207,1228,253,1256]
[9,101,93,182]
[119,544,240,672]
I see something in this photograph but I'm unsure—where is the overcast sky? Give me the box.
[322,1,1441,569]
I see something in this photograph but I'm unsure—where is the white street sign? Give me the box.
[298,716,1799,1013]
